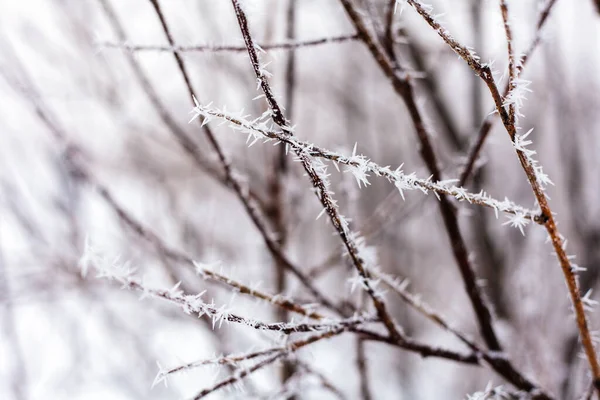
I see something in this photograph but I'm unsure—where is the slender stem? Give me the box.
[146,0,343,315]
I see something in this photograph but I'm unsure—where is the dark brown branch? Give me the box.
[338,0,502,352]
[230,0,403,342]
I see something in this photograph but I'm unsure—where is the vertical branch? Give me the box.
[383,0,397,58]
[500,0,516,127]
[356,337,372,400]
[469,0,510,321]
[276,0,297,387]
[459,0,560,186]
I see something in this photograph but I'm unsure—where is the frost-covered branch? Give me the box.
[196,263,325,320]
[81,246,374,334]
[190,103,543,226]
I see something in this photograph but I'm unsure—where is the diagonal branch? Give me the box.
[403,0,600,392]
[230,0,403,342]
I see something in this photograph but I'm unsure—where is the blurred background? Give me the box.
[1,0,600,398]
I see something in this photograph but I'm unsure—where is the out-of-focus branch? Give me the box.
[97,0,242,196]
[0,43,331,323]
[98,33,361,53]
[274,0,297,387]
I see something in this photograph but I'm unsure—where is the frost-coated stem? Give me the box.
[191,105,542,224]
[404,0,600,391]
[85,256,373,334]
[230,0,404,342]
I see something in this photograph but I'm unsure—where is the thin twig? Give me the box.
[98,33,361,53]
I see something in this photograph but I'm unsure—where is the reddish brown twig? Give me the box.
[404,0,600,393]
